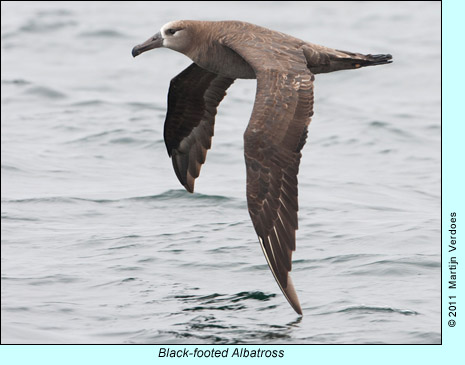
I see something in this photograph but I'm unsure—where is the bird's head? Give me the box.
[132,20,194,57]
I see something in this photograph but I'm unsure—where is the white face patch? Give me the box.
[160,21,179,39]
[158,21,189,52]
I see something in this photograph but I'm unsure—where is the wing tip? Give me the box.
[258,236,302,315]
[184,171,195,193]
[184,183,194,193]
[284,274,303,315]
[171,152,196,193]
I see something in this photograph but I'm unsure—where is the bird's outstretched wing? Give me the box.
[222,36,314,315]
[164,63,234,192]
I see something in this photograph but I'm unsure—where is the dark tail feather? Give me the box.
[359,53,393,67]
[305,46,393,74]
[334,51,393,70]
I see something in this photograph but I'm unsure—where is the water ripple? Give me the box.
[19,19,77,33]
[23,86,67,99]
[2,190,234,205]
[338,305,419,316]
[78,29,127,38]
[173,291,276,313]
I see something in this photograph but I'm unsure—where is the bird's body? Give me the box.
[132,20,392,315]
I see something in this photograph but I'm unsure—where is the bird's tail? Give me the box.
[353,53,393,67]
[303,45,392,74]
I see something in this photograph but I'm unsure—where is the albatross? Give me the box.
[132,20,392,315]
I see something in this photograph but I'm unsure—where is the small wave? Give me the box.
[342,257,440,277]
[320,253,379,264]
[1,215,39,222]
[125,101,166,112]
[65,128,157,147]
[2,79,31,86]
[367,120,412,138]
[1,164,23,172]
[368,258,440,269]
[2,196,79,204]
[189,323,229,330]
[66,129,125,144]
[393,112,414,119]
[406,331,441,343]
[108,137,152,145]
[175,291,276,310]
[19,19,77,33]
[69,99,109,107]
[379,148,396,154]
[232,291,277,302]
[2,190,233,205]
[173,291,275,312]
[2,306,31,313]
[23,86,67,100]
[27,274,81,286]
[338,305,419,316]
[369,120,389,128]
[121,277,136,283]
[78,29,127,38]
[157,329,230,344]
[146,189,233,202]
[37,9,74,17]
[182,304,246,312]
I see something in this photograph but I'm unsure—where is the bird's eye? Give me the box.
[167,28,177,36]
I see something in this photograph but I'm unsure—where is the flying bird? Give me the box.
[132,20,392,315]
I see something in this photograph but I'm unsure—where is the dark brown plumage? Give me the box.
[163,63,234,193]
[132,20,392,315]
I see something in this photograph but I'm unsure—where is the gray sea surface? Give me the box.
[1,1,440,344]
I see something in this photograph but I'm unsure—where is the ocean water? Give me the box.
[1,1,441,344]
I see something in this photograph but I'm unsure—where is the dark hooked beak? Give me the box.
[132,31,163,57]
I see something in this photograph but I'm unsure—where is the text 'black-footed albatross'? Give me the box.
[132,20,392,315]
